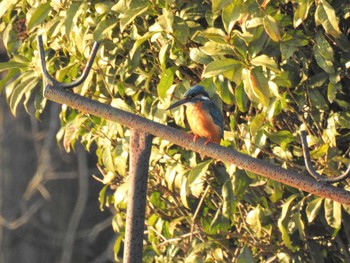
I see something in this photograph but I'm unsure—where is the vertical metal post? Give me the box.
[123,130,153,263]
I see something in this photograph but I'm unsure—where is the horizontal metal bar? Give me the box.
[43,84,350,205]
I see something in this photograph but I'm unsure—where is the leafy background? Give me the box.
[0,0,350,262]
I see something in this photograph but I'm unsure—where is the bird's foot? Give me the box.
[204,138,211,145]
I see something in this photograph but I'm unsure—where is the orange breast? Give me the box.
[186,102,222,143]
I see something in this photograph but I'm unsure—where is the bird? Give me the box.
[167,85,224,144]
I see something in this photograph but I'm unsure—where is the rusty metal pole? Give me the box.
[123,130,153,263]
[42,85,350,205]
[38,35,154,262]
[38,36,350,206]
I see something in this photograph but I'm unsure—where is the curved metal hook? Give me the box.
[37,35,100,89]
[300,130,350,183]
[37,35,57,85]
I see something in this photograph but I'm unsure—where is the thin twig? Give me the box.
[60,145,89,263]
[190,184,210,242]
[0,200,42,229]
[157,231,201,246]
[238,204,257,243]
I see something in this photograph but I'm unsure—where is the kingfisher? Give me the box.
[167,85,224,144]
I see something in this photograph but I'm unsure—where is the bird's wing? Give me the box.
[206,101,224,138]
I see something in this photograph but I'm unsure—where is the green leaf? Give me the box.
[235,83,248,112]
[173,17,190,44]
[293,0,313,28]
[65,1,83,38]
[336,112,350,129]
[63,116,88,152]
[251,55,280,73]
[200,42,235,56]
[187,160,212,197]
[214,79,235,105]
[189,48,212,64]
[157,67,175,100]
[246,17,263,29]
[56,63,78,83]
[327,80,341,103]
[232,169,251,197]
[222,1,242,33]
[210,209,230,232]
[93,19,118,41]
[169,216,187,236]
[237,246,254,263]
[150,191,165,209]
[222,180,235,219]
[202,58,241,78]
[95,2,115,14]
[187,160,212,187]
[250,113,265,136]
[266,130,295,148]
[280,32,309,60]
[0,0,16,20]
[202,28,227,44]
[114,181,129,209]
[180,176,189,209]
[308,72,328,89]
[114,147,128,177]
[212,0,232,12]
[268,180,283,203]
[111,98,135,113]
[278,195,298,251]
[120,6,148,32]
[102,146,115,172]
[98,185,109,211]
[315,0,341,38]
[130,31,154,59]
[27,2,52,31]
[45,17,64,39]
[313,32,334,74]
[308,89,328,111]
[0,61,28,71]
[246,206,262,234]
[293,204,305,238]
[244,68,270,107]
[324,199,341,230]
[9,76,39,116]
[309,144,329,159]
[113,234,124,257]
[306,197,323,223]
[263,15,281,42]
[157,8,174,33]
[0,68,20,93]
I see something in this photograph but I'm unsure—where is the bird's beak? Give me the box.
[166,99,188,110]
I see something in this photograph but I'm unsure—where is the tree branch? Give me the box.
[60,145,89,263]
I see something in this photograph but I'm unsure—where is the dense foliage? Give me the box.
[1,0,350,261]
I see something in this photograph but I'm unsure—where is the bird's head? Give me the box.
[167,85,210,110]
